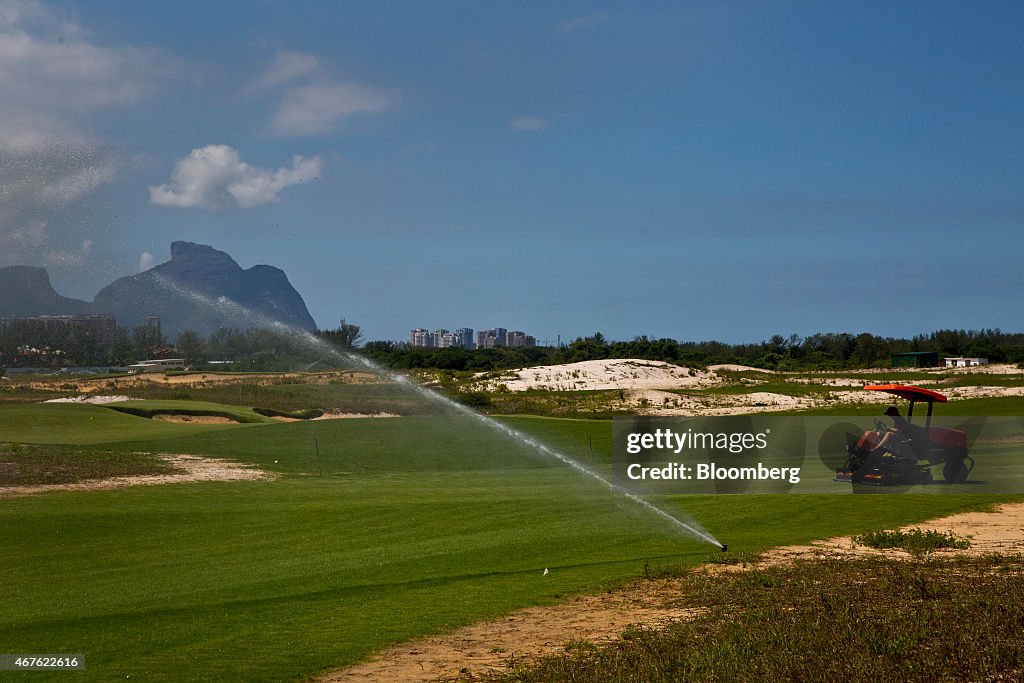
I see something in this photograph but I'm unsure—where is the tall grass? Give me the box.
[494,555,1024,682]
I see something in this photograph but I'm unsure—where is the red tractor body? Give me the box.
[836,385,973,485]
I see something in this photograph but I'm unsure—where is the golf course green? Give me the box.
[1,401,1018,681]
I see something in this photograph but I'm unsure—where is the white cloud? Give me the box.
[249,50,393,136]
[559,13,609,32]
[272,81,392,135]
[245,50,319,92]
[138,250,154,272]
[508,116,548,132]
[0,1,169,265]
[0,13,166,126]
[149,144,322,210]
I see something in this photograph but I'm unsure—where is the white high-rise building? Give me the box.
[476,328,509,348]
[455,328,475,349]
[410,328,433,348]
[506,331,536,348]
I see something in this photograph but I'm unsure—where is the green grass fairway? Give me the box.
[0,403,250,444]
[1,409,1019,681]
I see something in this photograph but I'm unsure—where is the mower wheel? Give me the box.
[943,458,969,484]
[897,462,922,485]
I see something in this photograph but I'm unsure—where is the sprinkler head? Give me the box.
[720,544,728,553]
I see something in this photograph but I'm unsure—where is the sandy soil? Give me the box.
[940,386,1024,400]
[626,389,820,416]
[271,412,400,422]
[474,359,720,392]
[316,411,398,420]
[321,501,1024,682]
[44,395,133,404]
[472,358,1024,416]
[0,454,272,498]
[20,370,383,393]
[707,364,774,374]
[942,363,1024,375]
[323,584,704,683]
[153,414,238,424]
[747,500,1024,567]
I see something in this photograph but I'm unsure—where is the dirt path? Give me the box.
[319,501,1024,683]
[0,454,272,497]
[323,584,702,683]
[755,500,1024,566]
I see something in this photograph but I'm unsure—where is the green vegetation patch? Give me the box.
[0,443,178,486]
[492,555,1024,683]
[121,380,437,416]
[854,528,971,556]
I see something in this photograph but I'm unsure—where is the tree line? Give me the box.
[0,320,363,371]
[2,320,1021,372]
[362,329,1024,372]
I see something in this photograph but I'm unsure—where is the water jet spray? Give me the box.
[150,274,724,548]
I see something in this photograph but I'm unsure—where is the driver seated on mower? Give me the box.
[871,406,921,457]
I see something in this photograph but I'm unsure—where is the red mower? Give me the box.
[835,385,974,485]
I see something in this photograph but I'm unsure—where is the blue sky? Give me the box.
[1,1,1021,343]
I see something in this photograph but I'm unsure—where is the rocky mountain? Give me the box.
[92,242,318,337]
[0,242,317,338]
[0,266,91,317]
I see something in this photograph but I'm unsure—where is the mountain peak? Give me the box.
[170,240,227,260]
[92,242,317,336]
[0,265,91,316]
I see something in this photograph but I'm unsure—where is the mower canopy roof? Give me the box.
[865,384,949,403]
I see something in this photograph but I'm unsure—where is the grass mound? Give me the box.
[854,528,971,556]
[104,400,274,424]
[0,403,241,444]
[492,555,1024,682]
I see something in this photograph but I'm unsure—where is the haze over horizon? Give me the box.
[1,2,1021,344]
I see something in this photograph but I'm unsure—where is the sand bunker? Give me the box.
[270,412,400,422]
[0,454,272,498]
[315,411,399,420]
[152,414,239,424]
[322,501,1024,682]
[44,395,133,404]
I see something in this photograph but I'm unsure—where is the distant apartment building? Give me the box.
[477,328,507,349]
[410,328,433,348]
[454,328,474,350]
[506,330,536,348]
[410,326,534,349]
[410,327,475,349]
[0,314,117,346]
